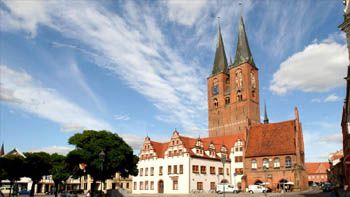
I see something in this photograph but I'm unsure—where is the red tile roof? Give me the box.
[150,141,169,158]
[245,120,297,158]
[305,162,330,174]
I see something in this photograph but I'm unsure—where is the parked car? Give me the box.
[216,183,239,194]
[17,189,30,195]
[248,184,268,193]
[322,183,334,192]
[0,186,11,194]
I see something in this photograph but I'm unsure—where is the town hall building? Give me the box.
[132,16,308,194]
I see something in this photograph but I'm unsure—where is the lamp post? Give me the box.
[99,150,105,197]
[220,152,226,197]
[263,166,268,197]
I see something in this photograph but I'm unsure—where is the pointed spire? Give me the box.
[232,16,256,68]
[212,17,228,75]
[0,143,4,156]
[264,100,269,124]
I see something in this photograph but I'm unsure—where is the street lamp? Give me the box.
[220,151,226,197]
[99,150,105,197]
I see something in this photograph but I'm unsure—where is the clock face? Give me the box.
[212,85,219,95]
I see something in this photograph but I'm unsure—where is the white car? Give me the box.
[0,186,11,194]
[248,185,268,193]
[216,183,239,194]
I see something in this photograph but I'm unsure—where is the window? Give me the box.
[210,182,216,190]
[150,181,154,190]
[192,165,199,173]
[173,180,178,190]
[174,165,178,174]
[274,158,280,168]
[200,166,206,174]
[168,151,172,157]
[168,165,172,174]
[145,167,148,176]
[214,98,218,108]
[150,167,154,176]
[235,156,243,162]
[179,165,183,174]
[210,166,216,174]
[286,156,292,168]
[197,182,203,190]
[225,97,230,105]
[140,182,143,190]
[134,182,137,190]
[251,159,257,169]
[218,167,224,175]
[159,166,163,175]
[263,158,269,169]
[235,168,243,175]
[126,183,129,189]
[140,168,143,176]
[145,181,148,190]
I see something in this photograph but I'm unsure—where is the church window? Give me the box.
[214,98,218,108]
[225,97,230,105]
[274,158,280,168]
[213,78,219,95]
[251,159,257,169]
[263,158,269,169]
[286,156,292,168]
[235,70,243,89]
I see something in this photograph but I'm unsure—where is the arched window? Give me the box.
[251,159,257,169]
[274,158,280,168]
[214,98,218,109]
[286,156,292,168]
[263,158,269,169]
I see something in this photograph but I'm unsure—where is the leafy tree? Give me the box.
[67,130,138,196]
[23,152,52,197]
[50,153,70,197]
[0,155,25,197]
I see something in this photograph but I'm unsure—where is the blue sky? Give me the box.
[0,0,347,161]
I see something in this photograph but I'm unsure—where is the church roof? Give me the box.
[305,162,330,174]
[211,25,228,75]
[232,16,256,68]
[245,120,297,158]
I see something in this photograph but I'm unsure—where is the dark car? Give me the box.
[17,190,30,195]
[322,183,333,192]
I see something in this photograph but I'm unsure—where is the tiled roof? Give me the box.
[245,120,297,158]
[148,132,245,159]
[305,162,330,174]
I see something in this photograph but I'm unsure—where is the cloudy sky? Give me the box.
[0,0,346,161]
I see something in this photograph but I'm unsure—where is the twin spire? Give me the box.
[211,16,255,75]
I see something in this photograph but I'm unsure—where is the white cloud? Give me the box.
[0,65,111,132]
[30,146,73,155]
[1,0,208,132]
[165,0,209,26]
[113,114,130,121]
[270,35,348,95]
[324,94,341,103]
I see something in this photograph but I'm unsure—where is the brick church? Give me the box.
[133,16,308,194]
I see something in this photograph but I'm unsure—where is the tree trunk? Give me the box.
[91,179,96,197]
[54,182,59,197]
[30,180,36,197]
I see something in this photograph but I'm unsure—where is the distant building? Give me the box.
[133,15,307,194]
[328,150,344,187]
[305,162,330,185]
[340,0,350,189]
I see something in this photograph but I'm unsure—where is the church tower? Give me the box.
[208,16,260,137]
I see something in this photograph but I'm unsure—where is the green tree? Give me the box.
[67,130,138,196]
[23,152,52,197]
[50,153,70,197]
[0,155,25,197]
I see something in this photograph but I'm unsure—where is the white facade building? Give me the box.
[132,130,245,194]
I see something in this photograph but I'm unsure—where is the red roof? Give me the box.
[245,120,297,158]
[150,141,169,158]
[305,162,330,174]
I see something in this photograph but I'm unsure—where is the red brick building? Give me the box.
[207,16,308,191]
[305,162,330,185]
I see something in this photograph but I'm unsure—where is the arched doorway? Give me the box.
[158,180,164,193]
[278,179,288,190]
[254,180,263,185]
